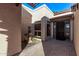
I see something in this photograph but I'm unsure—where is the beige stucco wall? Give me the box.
[74,10,79,55]
[0,4,21,56]
[22,6,32,41]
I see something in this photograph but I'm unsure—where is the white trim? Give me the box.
[22,4,54,15]
[34,4,54,15]
[22,4,33,14]
[51,12,74,19]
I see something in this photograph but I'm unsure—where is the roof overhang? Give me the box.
[50,12,74,21]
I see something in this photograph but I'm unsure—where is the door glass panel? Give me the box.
[53,22,56,39]
[64,20,70,40]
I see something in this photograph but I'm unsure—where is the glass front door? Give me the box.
[53,20,70,41]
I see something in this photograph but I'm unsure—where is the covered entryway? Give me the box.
[55,20,70,41]
[50,12,74,41]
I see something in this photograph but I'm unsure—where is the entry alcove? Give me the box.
[53,20,70,41]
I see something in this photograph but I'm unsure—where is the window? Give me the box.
[38,32,41,36]
[64,20,70,39]
[35,23,41,30]
[34,23,41,36]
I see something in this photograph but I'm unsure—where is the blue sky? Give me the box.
[23,3,74,12]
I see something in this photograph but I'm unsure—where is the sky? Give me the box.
[23,3,74,12]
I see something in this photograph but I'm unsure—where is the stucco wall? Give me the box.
[22,6,32,41]
[0,4,21,56]
[74,10,79,55]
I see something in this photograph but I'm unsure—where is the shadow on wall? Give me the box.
[21,33,29,50]
[21,26,31,50]
[0,4,21,56]
[0,20,8,56]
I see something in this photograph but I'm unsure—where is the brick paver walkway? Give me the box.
[19,39,76,56]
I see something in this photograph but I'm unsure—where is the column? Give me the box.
[31,24,35,36]
[51,22,53,38]
[41,16,48,41]
[70,20,74,41]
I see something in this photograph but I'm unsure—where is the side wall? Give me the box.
[74,10,79,55]
[0,4,21,56]
[22,6,32,41]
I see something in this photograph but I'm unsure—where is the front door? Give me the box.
[56,21,65,40]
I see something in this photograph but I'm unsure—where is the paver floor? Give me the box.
[19,39,76,56]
